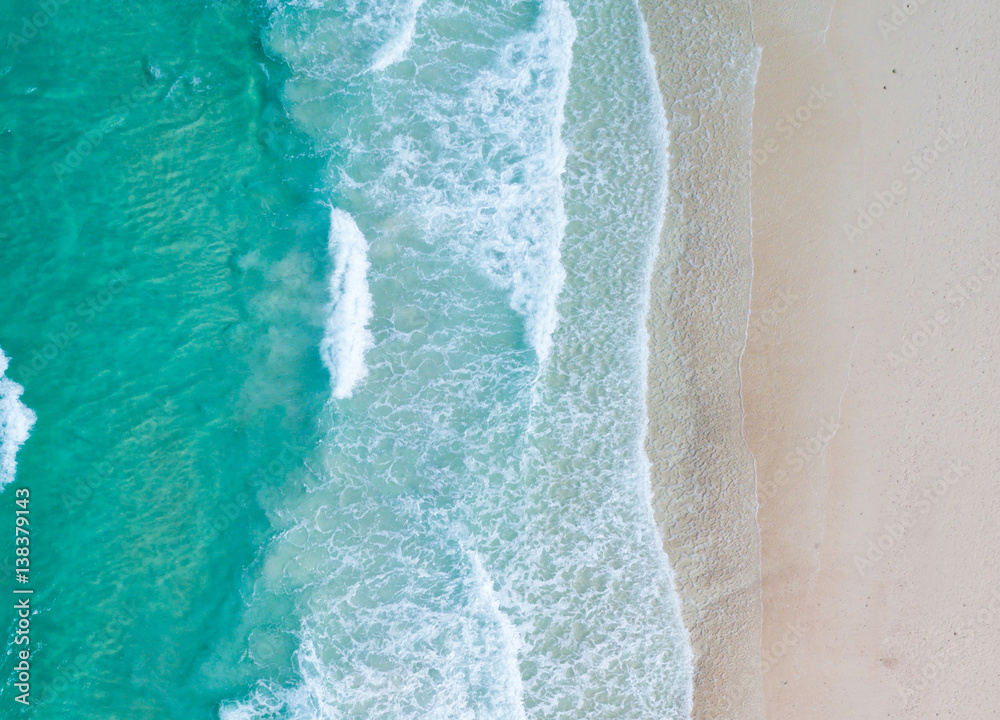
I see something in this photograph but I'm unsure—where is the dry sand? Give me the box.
[746,0,1000,717]
[643,0,1000,717]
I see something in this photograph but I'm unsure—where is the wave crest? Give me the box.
[0,348,36,490]
[319,209,374,400]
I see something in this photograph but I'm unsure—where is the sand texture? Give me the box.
[639,2,763,719]
[745,0,1000,718]
[642,0,1000,717]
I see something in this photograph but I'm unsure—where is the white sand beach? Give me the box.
[642,0,1000,717]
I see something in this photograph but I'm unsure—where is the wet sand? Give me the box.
[639,1,762,718]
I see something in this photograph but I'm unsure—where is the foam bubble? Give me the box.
[319,209,374,400]
[0,348,36,490]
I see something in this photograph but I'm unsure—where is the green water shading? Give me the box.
[0,0,328,716]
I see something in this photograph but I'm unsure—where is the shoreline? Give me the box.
[638,1,763,719]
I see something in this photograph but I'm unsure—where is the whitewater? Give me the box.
[0,348,36,491]
[221,0,693,717]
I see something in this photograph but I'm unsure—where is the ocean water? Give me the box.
[0,0,691,717]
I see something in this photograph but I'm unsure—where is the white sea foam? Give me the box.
[224,0,695,718]
[461,0,575,365]
[264,0,575,366]
[219,522,532,720]
[508,0,574,365]
[467,550,527,720]
[319,209,374,400]
[370,0,425,72]
[0,348,36,490]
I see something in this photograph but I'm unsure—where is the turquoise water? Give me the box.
[0,0,691,717]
